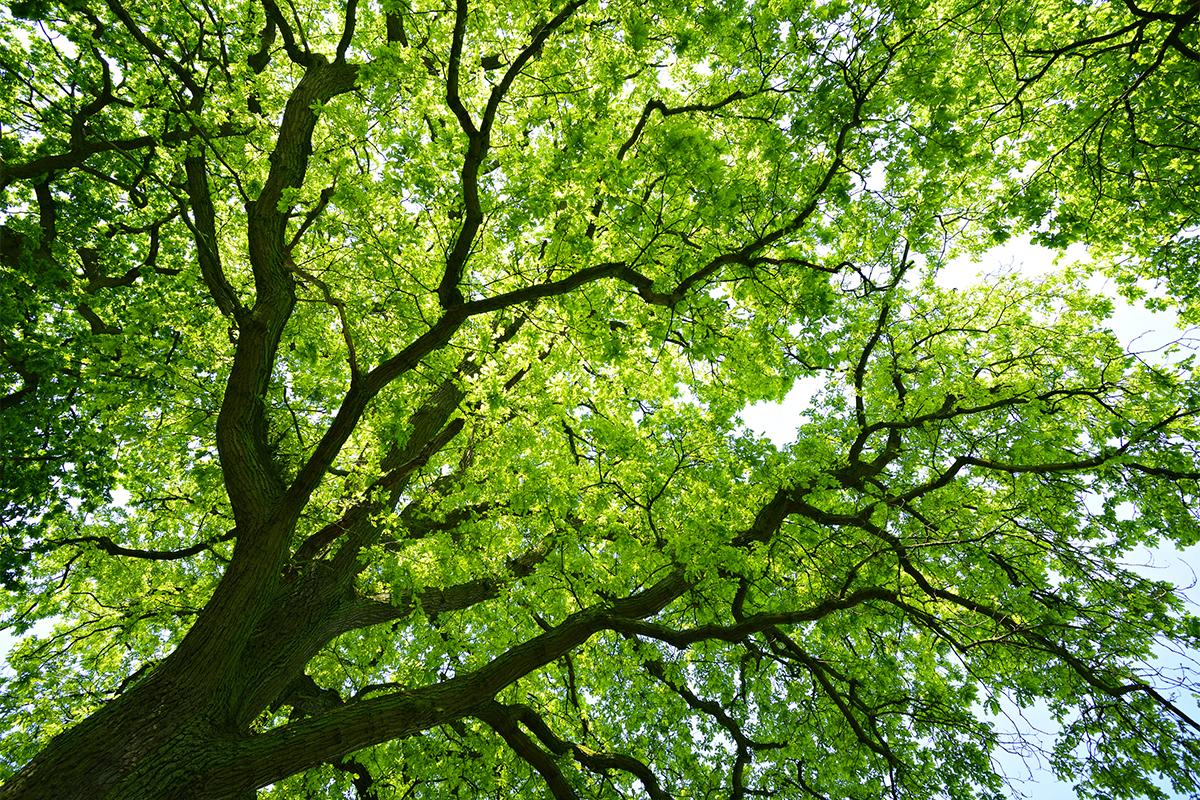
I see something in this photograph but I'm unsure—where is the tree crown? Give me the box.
[1,0,1199,798]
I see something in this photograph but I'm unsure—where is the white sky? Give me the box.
[744,237,1192,442]
[743,237,1200,799]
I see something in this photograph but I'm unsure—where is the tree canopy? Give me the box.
[1,0,1199,798]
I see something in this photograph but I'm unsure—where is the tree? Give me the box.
[1,0,1199,797]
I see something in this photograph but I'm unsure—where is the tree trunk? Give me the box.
[0,676,253,800]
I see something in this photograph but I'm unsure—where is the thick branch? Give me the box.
[478,705,579,800]
[219,59,358,526]
[49,531,236,561]
[0,128,198,189]
[185,155,241,318]
[261,0,317,66]
[607,587,896,647]
[437,0,587,308]
[339,539,553,631]
[238,569,688,788]
[480,701,672,800]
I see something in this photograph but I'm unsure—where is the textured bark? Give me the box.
[0,565,688,800]
[1,659,229,799]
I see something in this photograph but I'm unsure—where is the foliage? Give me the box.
[1,0,1199,798]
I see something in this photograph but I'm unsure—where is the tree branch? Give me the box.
[47,530,236,561]
[185,155,242,318]
[479,701,672,800]
[478,704,580,800]
[239,569,688,788]
[606,587,896,647]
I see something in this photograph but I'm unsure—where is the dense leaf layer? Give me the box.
[1,1,1198,798]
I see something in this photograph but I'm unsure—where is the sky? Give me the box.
[742,236,1200,799]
